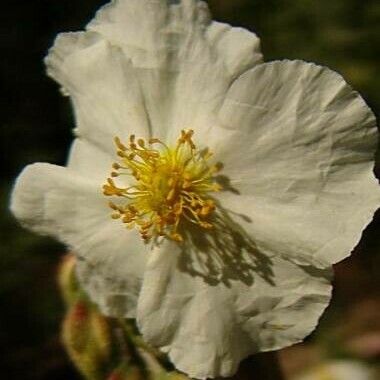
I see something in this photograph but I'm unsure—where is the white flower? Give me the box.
[10,0,379,379]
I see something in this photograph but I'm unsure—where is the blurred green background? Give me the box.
[1,0,379,379]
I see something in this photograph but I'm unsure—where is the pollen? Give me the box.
[103,130,223,243]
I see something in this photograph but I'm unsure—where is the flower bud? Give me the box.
[125,366,145,380]
[108,366,145,380]
[57,253,79,305]
[63,301,90,353]
[156,372,190,380]
[107,369,125,380]
[62,300,112,380]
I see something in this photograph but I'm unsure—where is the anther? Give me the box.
[214,162,224,172]
[171,233,184,243]
[137,138,145,148]
[166,188,176,202]
[109,201,119,210]
[114,137,127,151]
[200,222,213,229]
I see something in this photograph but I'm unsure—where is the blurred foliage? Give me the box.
[1,0,379,379]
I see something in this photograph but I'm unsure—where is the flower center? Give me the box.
[103,130,223,243]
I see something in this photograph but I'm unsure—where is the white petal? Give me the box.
[214,60,379,267]
[137,241,332,379]
[10,163,146,317]
[45,31,152,154]
[67,138,114,182]
[46,0,262,148]
[206,21,262,78]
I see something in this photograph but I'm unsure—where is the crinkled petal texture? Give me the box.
[213,60,380,268]
[11,0,263,318]
[10,158,146,317]
[135,60,379,378]
[45,0,262,152]
[137,241,332,379]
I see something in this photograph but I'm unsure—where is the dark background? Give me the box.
[1,1,379,379]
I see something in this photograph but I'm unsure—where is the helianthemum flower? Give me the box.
[10,0,379,379]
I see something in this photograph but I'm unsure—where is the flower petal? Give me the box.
[46,0,262,150]
[90,0,262,77]
[10,163,146,317]
[67,138,113,182]
[137,242,332,379]
[214,60,379,267]
[45,31,152,154]
[206,21,262,78]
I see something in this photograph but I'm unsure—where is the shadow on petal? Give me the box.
[177,202,275,288]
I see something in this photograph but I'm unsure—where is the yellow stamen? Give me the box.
[103,130,222,243]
